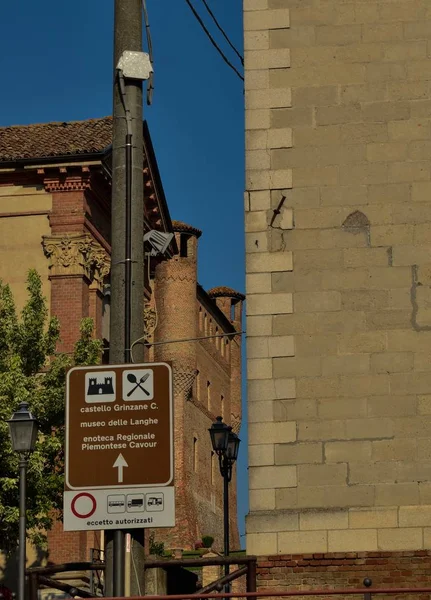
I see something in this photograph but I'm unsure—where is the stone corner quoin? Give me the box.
[243,0,431,571]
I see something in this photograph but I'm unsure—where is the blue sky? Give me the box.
[0,1,247,542]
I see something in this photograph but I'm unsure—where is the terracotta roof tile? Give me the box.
[172,220,202,238]
[0,116,113,162]
[208,286,245,301]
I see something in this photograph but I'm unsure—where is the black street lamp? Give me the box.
[7,402,39,600]
[209,416,240,589]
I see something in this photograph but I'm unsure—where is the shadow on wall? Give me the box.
[0,544,48,594]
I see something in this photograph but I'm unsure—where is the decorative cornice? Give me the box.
[156,273,195,283]
[40,166,92,193]
[42,233,110,288]
[231,413,241,434]
[173,369,198,399]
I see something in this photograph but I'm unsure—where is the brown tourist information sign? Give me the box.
[63,363,175,531]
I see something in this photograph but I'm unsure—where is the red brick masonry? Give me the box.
[258,551,431,591]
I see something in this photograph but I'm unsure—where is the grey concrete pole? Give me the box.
[105,0,146,596]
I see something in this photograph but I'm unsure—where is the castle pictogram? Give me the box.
[87,376,114,396]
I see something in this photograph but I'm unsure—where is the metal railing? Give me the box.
[89,548,105,597]
[146,555,256,596]
[27,562,106,600]
[28,560,431,600]
[97,586,431,600]
[26,555,256,599]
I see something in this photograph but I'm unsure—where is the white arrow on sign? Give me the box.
[113,453,128,483]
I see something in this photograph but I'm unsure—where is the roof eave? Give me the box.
[143,121,178,255]
[0,148,109,170]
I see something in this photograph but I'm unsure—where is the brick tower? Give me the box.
[153,222,200,548]
[153,221,243,550]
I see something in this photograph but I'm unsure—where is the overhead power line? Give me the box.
[142,0,153,61]
[142,0,154,104]
[184,0,244,82]
[198,0,244,66]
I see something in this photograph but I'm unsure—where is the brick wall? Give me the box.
[47,521,100,564]
[257,551,431,592]
[244,0,431,556]
[46,182,107,562]
[50,276,90,352]
[153,227,242,552]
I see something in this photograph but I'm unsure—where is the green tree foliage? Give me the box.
[148,532,165,557]
[201,535,214,548]
[0,270,102,553]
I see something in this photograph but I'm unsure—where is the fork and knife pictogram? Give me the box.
[127,373,151,397]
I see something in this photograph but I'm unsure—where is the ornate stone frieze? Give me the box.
[42,234,110,287]
[144,305,157,338]
[90,245,111,291]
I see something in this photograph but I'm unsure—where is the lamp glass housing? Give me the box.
[209,416,230,456]
[226,432,240,463]
[7,403,38,453]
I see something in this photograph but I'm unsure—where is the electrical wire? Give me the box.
[142,0,153,62]
[130,330,245,363]
[130,258,158,363]
[184,0,244,81]
[141,0,154,105]
[148,258,158,335]
[117,69,132,135]
[198,0,244,65]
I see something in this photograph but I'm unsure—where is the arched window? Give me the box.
[207,381,211,409]
[193,437,198,472]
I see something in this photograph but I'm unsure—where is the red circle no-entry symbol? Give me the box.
[71,492,97,518]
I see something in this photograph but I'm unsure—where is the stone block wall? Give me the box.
[0,184,52,311]
[244,0,431,556]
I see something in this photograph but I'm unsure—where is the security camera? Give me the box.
[144,230,174,256]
